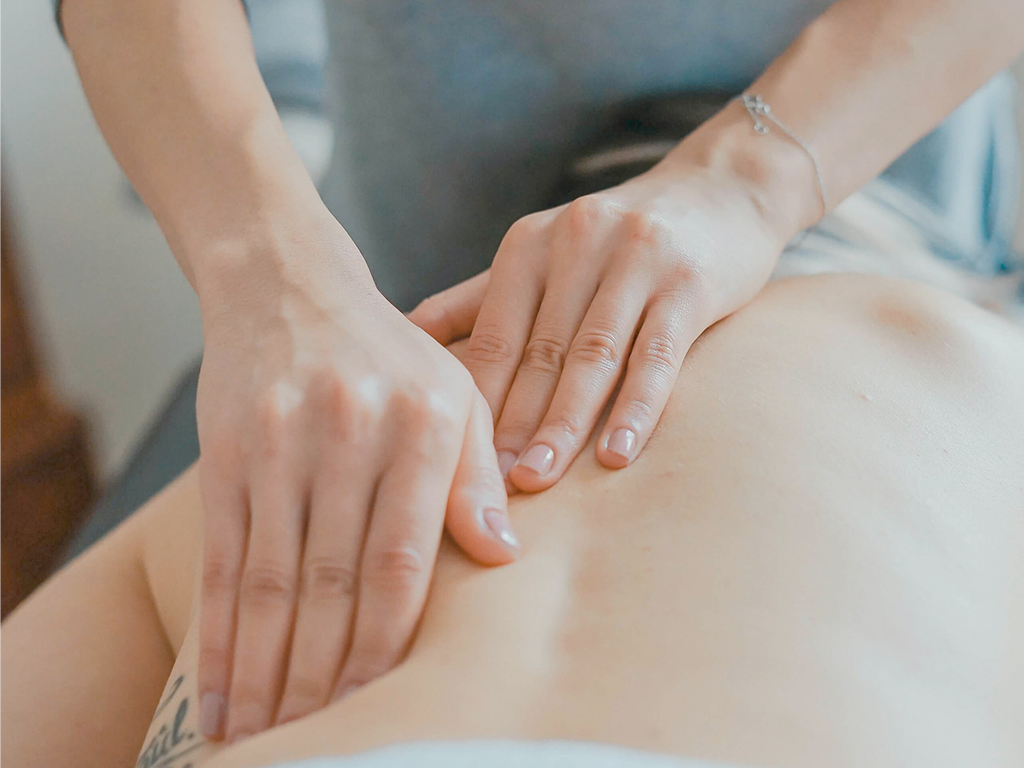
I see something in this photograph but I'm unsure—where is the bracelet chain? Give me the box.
[739,93,830,219]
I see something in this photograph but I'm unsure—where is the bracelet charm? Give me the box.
[739,93,829,217]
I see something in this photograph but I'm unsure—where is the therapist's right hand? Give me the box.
[192,214,519,742]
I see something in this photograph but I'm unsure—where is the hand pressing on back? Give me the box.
[410,105,816,491]
[194,214,518,742]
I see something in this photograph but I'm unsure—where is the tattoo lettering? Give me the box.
[151,675,184,719]
[137,675,205,768]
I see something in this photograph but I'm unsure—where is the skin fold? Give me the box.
[3,273,1022,768]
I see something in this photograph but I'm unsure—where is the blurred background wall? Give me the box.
[3,0,204,481]
[2,0,1024,486]
[1,0,329,482]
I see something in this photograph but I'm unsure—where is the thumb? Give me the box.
[408,269,490,345]
[445,390,520,565]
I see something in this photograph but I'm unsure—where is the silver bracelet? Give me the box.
[739,93,829,218]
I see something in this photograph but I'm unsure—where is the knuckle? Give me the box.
[411,291,441,317]
[469,459,509,500]
[239,561,297,608]
[659,261,711,312]
[504,214,545,247]
[228,681,271,716]
[621,210,672,248]
[353,381,388,426]
[411,293,450,335]
[521,333,568,375]
[320,372,385,432]
[202,554,241,596]
[256,384,298,443]
[568,327,621,369]
[621,396,656,425]
[421,389,463,430]
[301,557,358,601]
[665,257,701,286]
[563,195,617,237]
[385,391,415,421]
[542,411,584,443]
[282,673,330,707]
[399,431,449,465]
[366,543,426,593]
[494,420,535,447]
[323,370,380,417]
[636,329,680,374]
[317,371,351,426]
[389,387,452,433]
[466,326,517,366]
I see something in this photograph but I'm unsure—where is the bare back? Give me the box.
[6,274,1021,768]
[127,274,1024,768]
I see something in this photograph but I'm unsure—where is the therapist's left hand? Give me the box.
[409,129,811,492]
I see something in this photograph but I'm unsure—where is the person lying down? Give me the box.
[4,265,1024,768]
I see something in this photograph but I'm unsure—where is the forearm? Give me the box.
[667,0,1024,239]
[61,0,340,291]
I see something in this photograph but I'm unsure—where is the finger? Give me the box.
[508,276,647,492]
[274,442,377,726]
[597,291,701,469]
[407,269,490,345]
[197,459,247,740]
[462,219,546,424]
[332,412,462,698]
[223,454,305,742]
[445,391,519,563]
[492,261,600,482]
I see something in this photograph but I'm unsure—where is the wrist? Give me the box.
[154,107,344,288]
[192,207,377,323]
[661,98,824,243]
[171,176,330,286]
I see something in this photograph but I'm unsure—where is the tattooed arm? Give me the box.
[136,624,222,768]
[138,674,204,768]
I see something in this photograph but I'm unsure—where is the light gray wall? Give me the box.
[2,0,1023,481]
[3,0,205,479]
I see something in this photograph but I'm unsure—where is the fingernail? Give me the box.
[482,508,520,550]
[515,444,555,476]
[497,450,517,478]
[230,730,253,745]
[606,428,636,461]
[199,692,226,738]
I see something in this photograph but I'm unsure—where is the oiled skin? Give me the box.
[5,274,1021,768]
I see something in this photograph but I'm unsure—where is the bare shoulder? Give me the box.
[679,273,1024,490]
[746,273,1024,390]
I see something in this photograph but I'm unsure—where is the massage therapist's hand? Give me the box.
[410,119,813,492]
[194,215,519,742]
